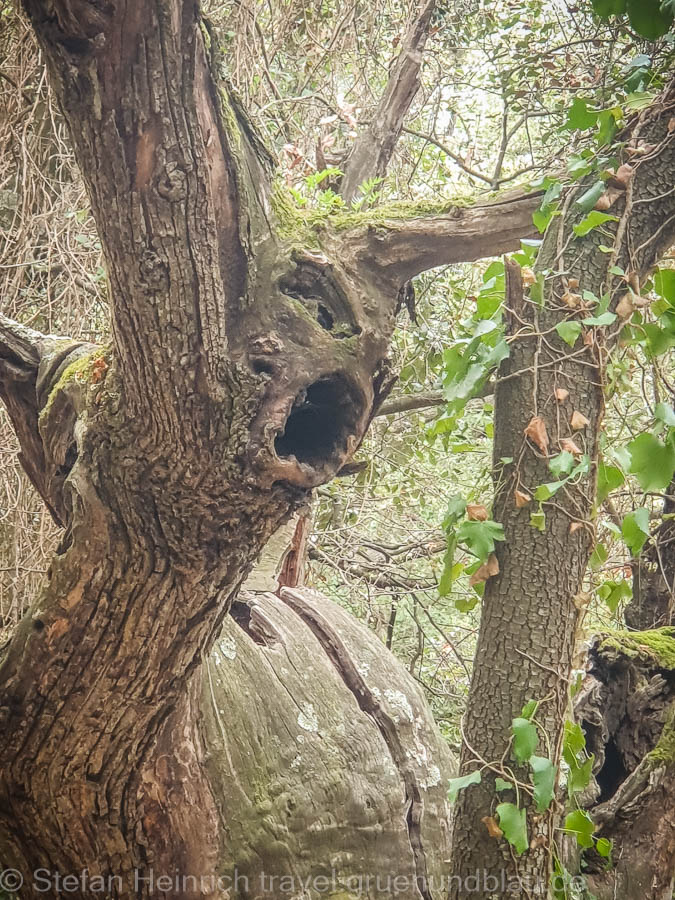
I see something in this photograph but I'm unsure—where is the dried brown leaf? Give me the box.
[514,489,532,508]
[561,437,583,456]
[571,410,590,430]
[524,416,549,455]
[467,503,489,521]
[482,816,503,839]
[554,388,569,402]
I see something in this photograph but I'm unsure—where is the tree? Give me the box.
[0,0,536,893]
[0,1,674,898]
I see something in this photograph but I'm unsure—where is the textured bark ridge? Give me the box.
[574,630,675,900]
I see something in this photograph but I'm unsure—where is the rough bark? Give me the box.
[449,81,675,897]
[574,630,675,900]
[0,1,537,895]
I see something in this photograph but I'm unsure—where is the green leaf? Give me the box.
[550,450,575,477]
[628,432,675,491]
[530,506,546,532]
[596,107,622,146]
[625,90,657,110]
[573,211,619,237]
[530,756,557,812]
[563,721,587,758]
[496,803,528,854]
[582,310,617,326]
[443,495,467,530]
[589,542,608,570]
[521,699,538,719]
[655,403,675,427]
[622,508,650,556]
[556,321,582,347]
[574,181,605,213]
[511,717,539,762]
[591,0,626,15]
[533,206,556,233]
[654,269,675,304]
[565,97,599,131]
[534,480,566,501]
[448,770,481,803]
[456,519,506,562]
[597,462,625,502]
[627,0,673,38]
[564,809,595,849]
[455,593,480,612]
[568,754,594,795]
[595,837,613,859]
[596,579,632,613]
[495,777,513,792]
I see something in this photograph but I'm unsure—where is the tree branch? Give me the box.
[339,0,436,203]
[341,188,542,283]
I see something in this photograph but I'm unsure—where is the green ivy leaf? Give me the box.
[530,755,557,812]
[582,310,617,326]
[628,432,675,491]
[596,579,632,613]
[564,809,595,849]
[589,542,608,570]
[573,211,619,237]
[654,269,675,304]
[595,837,612,859]
[563,721,586,757]
[626,0,673,38]
[621,508,650,556]
[456,519,506,562]
[530,505,546,532]
[495,777,513,792]
[550,450,575,477]
[534,480,566,501]
[448,770,481,803]
[564,97,598,131]
[574,181,605,212]
[496,803,528,854]
[654,403,675,427]
[556,321,582,347]
[568,754,594,795]
[511,717,539,762]
[597,462,625,502]
[591,0,626,15]
[521,699,538,719]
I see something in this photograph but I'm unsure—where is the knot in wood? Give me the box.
[156,162,188,202]
[139,250,168,289]
[250,334,283,355]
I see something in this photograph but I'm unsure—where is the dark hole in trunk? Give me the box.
[229,600,268,646]
[595,736,629,802]
[275,376,360,467]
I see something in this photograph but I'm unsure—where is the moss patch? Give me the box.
[649,704,675,766]
[271,181,480,244]
[39,347,107,423]
[599,627,675,670]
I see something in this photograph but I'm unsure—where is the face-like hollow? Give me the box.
[274,375,363,471]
